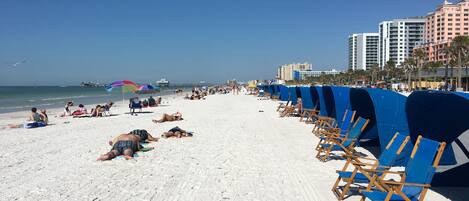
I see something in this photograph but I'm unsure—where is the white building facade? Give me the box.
[348,33,379,71]
[378,18,425,68]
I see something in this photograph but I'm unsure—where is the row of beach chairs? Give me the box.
[264,85,447,201]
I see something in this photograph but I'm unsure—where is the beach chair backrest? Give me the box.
[342,117,369,147]
[288,87,298,105]
[279,85,290,101]
[376,133,410,170]
[339,110,356,135]
[402,136,446,199]
[300,86,314,110]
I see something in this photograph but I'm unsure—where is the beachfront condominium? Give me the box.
[348,33,379,71]
[379,18,425,68]
[277,62,312,81]
[420,0,469,61]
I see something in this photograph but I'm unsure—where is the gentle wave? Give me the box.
[0,103,55,110]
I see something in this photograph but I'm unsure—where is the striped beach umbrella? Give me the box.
[105,80,140,103]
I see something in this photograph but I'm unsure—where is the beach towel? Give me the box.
[23,121,46,129]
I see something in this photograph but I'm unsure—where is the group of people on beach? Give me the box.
[62,101,115,118]
[98,112,192,161]
[185,87,208,100]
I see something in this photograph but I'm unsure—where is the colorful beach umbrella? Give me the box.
[136,84,160,94]
[105,80,139,92]
[105,80,140,104]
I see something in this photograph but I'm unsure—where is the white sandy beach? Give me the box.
[0,94,451,201]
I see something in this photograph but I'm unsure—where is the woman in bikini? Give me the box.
[152,112,183,123]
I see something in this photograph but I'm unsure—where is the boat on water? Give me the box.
[80,81,104,87]
[156,78,170,87]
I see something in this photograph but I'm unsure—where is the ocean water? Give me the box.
[0,86,189,114]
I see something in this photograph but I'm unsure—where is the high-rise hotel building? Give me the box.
[379,18,425,68]
[421,0,469,61]
[348,33,379,71]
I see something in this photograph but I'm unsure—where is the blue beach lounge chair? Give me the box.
[331,132,410,200]
[280,87,299,117]
[129,98,143,115]
[277,85,290,112]
[314,110,356,151]
[361,136,446,201]
[313,109,355,137]
[316,117,369,162]
[299,86,319,123]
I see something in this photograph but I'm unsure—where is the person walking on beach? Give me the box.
[98,133,140,161]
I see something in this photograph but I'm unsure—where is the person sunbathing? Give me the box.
[72,104,87,116]
[90,105,104,117]
[161,126,193,138]
[280,98,302,117]
[152,112,183,123]
[98,134,140,161]
[8,107,47,128]
[128,129,159,143]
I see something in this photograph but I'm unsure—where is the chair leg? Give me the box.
[340,168,358,200]
[300,111,306,122]
[321,146,332,162]
[332,176,343,200]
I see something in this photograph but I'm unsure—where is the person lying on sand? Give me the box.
[161,126,193,138]
[280,98,302,117]
[98,134,140,161]
[152,112,183,123]
[128,129,159,143]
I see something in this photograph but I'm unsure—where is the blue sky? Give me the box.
[0,0,443,85]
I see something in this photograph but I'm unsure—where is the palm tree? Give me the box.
[450,36,469,89]
[383,60,394,81]
[370,64,380,85]
[413,48,427,89]
[439,45,454,90]
[402,58,417,89]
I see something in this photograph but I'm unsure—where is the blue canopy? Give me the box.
[288,86,298,105]
[330,86,352,128]
[310,86,320,109]
[273,85,281,97]
[367,88,411,166]
[349,88,378,140]
[315,86,328,116]
[406,90,469,186]
[279,85,289,101]
[299,86,314,110]
[295,86,302,99]
[322,86,336,118]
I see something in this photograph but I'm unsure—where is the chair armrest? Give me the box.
[361,169,404,175]
[382,181,431,187]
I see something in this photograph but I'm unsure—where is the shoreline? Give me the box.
[0,92,186,128]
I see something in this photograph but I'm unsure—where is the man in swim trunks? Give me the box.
[128,129,159,143]
[152,112,183,123]
[98,134,140,161]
